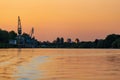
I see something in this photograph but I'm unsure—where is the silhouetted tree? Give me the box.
[0,29,9,43]
[9,31,17,40]
[22,33,31,43]
[61,37,64,44]
[104,34,120,48]
[75,38,80,43]
[96,39,105,48]
[79,41,93,48]
[56,37,60,44]
[112,38,120,48]
[67,38,72,43]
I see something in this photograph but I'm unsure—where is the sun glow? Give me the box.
[0,0,120,41]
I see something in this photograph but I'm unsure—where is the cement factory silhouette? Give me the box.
[0,16,39,48]
[16,16,37,48]
[0,16,120,48]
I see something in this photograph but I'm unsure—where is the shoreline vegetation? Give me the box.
[0,29,120,48]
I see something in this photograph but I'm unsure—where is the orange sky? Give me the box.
[0,0,120,41]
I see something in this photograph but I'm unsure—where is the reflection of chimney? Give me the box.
[18,16,22,35]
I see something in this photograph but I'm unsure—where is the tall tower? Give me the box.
[18,16,22,35]
[17,16,23,46]
[30,27,34,38]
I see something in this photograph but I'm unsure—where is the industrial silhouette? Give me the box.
[17,16,23,47]
[16,16,37,48]
[0,17,120,48]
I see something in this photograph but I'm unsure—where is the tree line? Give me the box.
[39,34,120,48]
[0,29,39,48]
[0,28,120,48]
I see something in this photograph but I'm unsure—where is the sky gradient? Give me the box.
[0,0,120,41]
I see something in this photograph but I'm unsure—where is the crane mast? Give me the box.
[17,16,23,46]
[18,16,22,35]
[30,27,34,38]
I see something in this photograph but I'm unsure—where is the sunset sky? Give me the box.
[0,0,120,41]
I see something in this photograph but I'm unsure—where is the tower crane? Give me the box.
[30,27,34,38]
[18,16,22,35]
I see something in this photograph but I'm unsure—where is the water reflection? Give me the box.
[14,56,49,80]
[17,48,22,57]
[0,49,120,80]
[0,49,19,80]
[105,54,120,75]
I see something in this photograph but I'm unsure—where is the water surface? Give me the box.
[0,49,120,80]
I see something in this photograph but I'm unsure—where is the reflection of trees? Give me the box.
[0,51,17,80]
[107,55,120,65]
[106,55,120,75]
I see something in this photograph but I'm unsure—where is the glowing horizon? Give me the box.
[0,0,120,41]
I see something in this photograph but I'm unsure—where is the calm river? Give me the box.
[0,49,120,80]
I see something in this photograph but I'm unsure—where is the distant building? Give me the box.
[9,39,17,45]
[16,36,25,45]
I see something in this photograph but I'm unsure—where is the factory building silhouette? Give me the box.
[1,16,120,48]
[9,16,38,48]
[9,16,81,48]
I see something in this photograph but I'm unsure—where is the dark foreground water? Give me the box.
[0,49,120,80]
